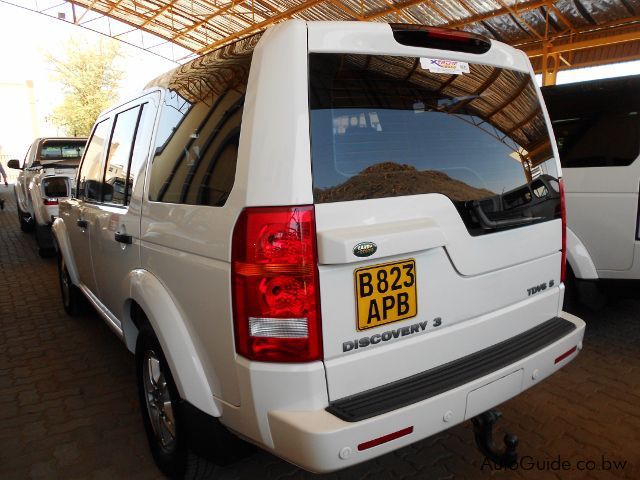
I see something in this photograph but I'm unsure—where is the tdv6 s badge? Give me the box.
[527,280,555,296]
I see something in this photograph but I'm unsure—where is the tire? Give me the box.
[563,267,606,312]
[136,326,251,479]
[58,254,86,316]
[36,224,55,258]
[17,203,34,232]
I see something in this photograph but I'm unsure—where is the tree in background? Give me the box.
[46,38,123,137]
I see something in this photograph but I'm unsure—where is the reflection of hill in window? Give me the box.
[314,162,495,203]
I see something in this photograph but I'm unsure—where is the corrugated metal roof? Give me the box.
[58,1,640,72]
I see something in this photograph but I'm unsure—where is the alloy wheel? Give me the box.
[142,349,177,453]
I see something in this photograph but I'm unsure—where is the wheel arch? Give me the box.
[51,217,80,285]
[566,227,599,280]
[126,269,221,418]
[29,181,48,226]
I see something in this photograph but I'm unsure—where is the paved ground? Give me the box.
[1,186,639,480]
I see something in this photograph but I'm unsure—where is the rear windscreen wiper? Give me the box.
[469,201,543,230]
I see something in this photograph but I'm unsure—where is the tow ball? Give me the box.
[472,410,519,468]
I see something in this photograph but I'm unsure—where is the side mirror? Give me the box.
[7,159,21,170]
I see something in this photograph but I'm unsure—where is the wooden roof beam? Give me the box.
[329,0,364,20]
[525,28,640,56]
[172,1,249,42]
[139,2,174,28]
[195,0,329,55]
[364,0,549,26]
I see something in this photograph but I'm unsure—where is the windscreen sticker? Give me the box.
[420,58,470,75]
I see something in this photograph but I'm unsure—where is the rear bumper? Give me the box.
[262,311,584,473]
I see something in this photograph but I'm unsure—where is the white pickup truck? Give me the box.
[8,137,86,255]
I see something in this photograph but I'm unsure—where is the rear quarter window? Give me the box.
[146,34,258,207]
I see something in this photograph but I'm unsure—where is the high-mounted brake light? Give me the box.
[43,198,59,206]
[559,179,567,283]
[390,24,491,55]
[231,206,322,363]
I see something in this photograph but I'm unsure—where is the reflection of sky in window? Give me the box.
[155,91,193,150]
[311,108,541,194]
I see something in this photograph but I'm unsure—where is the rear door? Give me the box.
[90,93,159,320]
[308,49,564,400]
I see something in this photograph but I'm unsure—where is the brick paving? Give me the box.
[1,185,639,479]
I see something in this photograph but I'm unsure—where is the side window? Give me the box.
[103,106,141,205]
[78,120,110,202]
[147,47,253,207]
[554,115,639,168]
[545,82,640,168]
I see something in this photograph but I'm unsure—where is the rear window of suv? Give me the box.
[309,53,560,235]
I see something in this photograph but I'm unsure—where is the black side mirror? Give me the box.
[7,159,21,170]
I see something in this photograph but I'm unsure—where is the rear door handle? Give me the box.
[114,232,132,244]
[76,219,88,228]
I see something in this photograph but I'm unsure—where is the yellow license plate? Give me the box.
[354,259,417,331]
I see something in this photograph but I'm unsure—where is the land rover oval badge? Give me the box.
[353,242,377,258]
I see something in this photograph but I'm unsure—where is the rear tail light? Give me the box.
[390,24,491,54]
[559,178,567,283]
[43,198,59,206]
[231,205,322,363]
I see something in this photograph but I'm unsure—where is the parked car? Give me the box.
[53,21,585,479]
[542,76,640,306]
[8,137,86,255]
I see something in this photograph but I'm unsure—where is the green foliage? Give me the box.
[46,38,123,137]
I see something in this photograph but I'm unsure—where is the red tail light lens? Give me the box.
[231,206,322,363]
[559,178,567,283]
[43,199,59,206]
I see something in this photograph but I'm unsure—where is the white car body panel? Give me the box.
[52,20,586,474]
[566,227,598,279]
[322,255,561,399]
[51,217,80,283]
[128,269,222,417]
[308,21,526,72]
[543,79,640,281]
[564,165,640,278]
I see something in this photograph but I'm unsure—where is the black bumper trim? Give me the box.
[326,317,576,422]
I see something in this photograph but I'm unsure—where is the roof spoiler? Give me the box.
[390,24,491,55]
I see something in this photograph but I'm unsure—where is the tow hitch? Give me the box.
[472,410,519,468]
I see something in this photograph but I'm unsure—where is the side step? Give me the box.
[327,317,576,422]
